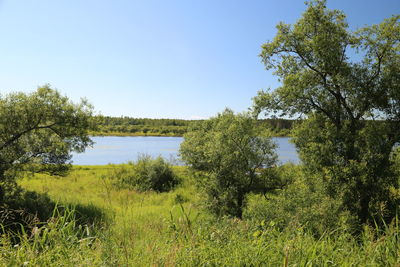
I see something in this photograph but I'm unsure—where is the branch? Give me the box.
[0,123,58,151]
[302,95,336,123]
[292,43,327,82]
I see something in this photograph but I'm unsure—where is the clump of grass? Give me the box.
[173,193,188,204]
[0,205,103,266]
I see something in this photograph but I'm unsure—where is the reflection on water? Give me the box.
[72,136,299,165]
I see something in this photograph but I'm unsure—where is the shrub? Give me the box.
[111,155,179,192]
[244,164,357,236]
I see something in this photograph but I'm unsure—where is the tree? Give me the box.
[0,85,94,202]
[253,0,400,225]
[180,109,278,218]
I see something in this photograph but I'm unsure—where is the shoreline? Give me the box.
[90,132,291,138]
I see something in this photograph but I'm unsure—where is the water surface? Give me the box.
[72,136,299,165]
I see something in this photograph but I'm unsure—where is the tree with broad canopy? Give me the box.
[0,85,94,202]
[253,0,400,225]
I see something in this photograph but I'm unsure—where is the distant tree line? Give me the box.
[92,115,296,137]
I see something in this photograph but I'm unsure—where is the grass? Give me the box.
[0,165,398,266]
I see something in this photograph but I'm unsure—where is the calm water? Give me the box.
[72,136,299,165]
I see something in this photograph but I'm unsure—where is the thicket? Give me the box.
[244,164,355,235]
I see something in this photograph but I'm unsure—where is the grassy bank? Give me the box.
[1,165,398,266]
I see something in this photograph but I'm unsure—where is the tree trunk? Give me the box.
[236,191,244,219]
[359,192,370,225]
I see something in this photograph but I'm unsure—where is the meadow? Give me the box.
[1,1,399,266]
[1,165,398,266]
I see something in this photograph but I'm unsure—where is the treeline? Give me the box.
[92,115,296,137]
[258,118,294,136]
[92,116,197,136]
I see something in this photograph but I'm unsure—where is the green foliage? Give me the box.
[0,189,105,244]
[253,0,400,225]
[180,109,278,218]
[293,116,399,226]
[109,155,180,192]
[93,116,195,136]
[1,206,102,266]
[1,166,398,266]
[245,164,356,236]
[0,85,94,203]
[92,115,295,137]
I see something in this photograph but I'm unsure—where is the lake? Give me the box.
[72,136,299,165]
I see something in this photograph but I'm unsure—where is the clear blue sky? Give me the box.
[0,0,398,119]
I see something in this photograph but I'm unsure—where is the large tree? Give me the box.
[253,0,400,225]
[0,85,94,201]
[180,109,278,218]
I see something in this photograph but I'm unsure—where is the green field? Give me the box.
[1,165,398,266]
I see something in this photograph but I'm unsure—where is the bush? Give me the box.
[244,164,357,236]
[111,155,179,192]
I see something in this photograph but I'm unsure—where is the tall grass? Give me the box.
[0,165,397,266]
